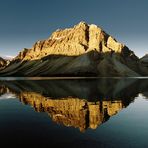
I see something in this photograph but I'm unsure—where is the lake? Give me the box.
[0,77,148,148]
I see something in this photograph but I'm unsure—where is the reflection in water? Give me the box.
[0,78,148,132]
[20,95,124,132]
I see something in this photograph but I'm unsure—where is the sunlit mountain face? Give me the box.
[0,22,148,77]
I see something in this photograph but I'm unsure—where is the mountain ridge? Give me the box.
[14,22,136,61]
[0,22,147,76]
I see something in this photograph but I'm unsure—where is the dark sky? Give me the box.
[0,0,147,57]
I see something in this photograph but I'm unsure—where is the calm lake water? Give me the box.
[0,78,148,148]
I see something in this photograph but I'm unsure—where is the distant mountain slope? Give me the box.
[141,54,148,63]
[0,22,147,76]
[0,57,7,68]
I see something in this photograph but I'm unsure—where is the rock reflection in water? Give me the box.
[0,78,148,132]
[19,94,124,132]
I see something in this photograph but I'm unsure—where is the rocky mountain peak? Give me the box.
[74,21,88,28]
[1,22,145,77]
[14,21,133,61]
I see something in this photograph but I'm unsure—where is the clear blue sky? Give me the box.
[0,0,147,57]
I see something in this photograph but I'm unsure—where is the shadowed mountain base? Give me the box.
[0,51,146,77]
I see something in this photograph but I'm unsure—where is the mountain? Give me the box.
[0,22,147,76]
[139,54,148,75]
[141,54,148,63]
[0,57,7,69]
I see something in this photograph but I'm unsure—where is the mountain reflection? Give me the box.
[21,95,125,132]
[0,78,148,132]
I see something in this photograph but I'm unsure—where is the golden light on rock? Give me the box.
[17,92,124,132]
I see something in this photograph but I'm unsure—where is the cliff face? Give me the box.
[0,22,146,77]
[15,22,132,61]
